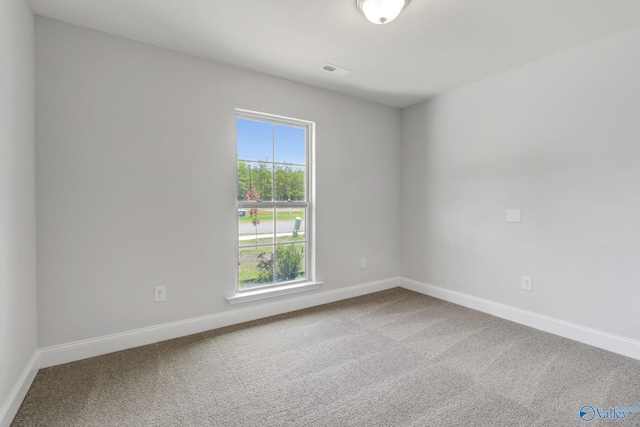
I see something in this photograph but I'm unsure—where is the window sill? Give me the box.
[227,281,322,305]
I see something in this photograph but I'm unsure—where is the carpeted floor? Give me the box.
[11,288,640,426]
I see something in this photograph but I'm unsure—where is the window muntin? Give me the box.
[236,111,312,291]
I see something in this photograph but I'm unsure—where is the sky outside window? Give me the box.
[237,118,305,165]
[275,124,305,165]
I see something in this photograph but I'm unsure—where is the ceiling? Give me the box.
[27,0,640,109]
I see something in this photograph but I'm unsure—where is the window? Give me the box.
[236,110,314,293]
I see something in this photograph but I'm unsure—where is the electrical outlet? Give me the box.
[522,276,533,292]
[360,258,366,269]
[154,286,166,302]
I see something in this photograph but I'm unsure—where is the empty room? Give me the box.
[2,0,640,425]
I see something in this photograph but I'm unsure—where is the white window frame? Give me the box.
[228,109,319,304]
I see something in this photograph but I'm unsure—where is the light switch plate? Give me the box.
[507,209,522,223]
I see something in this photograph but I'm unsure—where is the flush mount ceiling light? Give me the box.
[356,0,411,25]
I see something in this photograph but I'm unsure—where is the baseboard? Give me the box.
[0,350,40,427]
[39,277,399,368]
[29,275,640,367]
[400,277,640,361]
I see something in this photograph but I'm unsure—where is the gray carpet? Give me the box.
[12,288,640,426]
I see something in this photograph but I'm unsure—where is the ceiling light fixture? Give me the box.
[356,0,411,25]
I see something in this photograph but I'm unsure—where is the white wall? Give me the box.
[35,17,400,348]
[400,27,640,341]
[0,0,37,419]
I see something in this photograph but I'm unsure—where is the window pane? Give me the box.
[236,111,312,292]
[274,125,305,165]
[237,161,272,202]
[274,165,305,202]
[275,243,305,283]
[237,118,272,162]
[276,208,305,243]
[239,247,274,289]
[236,162,249,201]
[239,208,274,247]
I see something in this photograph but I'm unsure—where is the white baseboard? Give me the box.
[39,278,399,368]
[0,350,40,427]
[400,277,640,361]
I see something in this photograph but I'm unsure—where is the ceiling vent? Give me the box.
[320,63,351,77]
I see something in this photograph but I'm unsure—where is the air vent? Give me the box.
[320,63,351,77]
